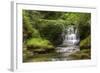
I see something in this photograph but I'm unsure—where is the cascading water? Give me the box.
[62,25,80,46]
[55,25,80,60]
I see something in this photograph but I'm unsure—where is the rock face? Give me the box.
[56,25,80,56]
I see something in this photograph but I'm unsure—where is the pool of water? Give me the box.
[24,46,80,62]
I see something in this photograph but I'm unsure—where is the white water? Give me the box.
[56,25,80,57]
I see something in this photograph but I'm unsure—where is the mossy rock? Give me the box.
[26,38,55,52]
[80,35,91,49]
[69,49,91,60]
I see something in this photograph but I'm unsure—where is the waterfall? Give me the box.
[62,25,80,46]
[56,25,80,57]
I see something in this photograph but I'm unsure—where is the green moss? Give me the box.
[26,38,55,54]
[80,35,91,49]
[27,38,54,48]
[69,49,91,60]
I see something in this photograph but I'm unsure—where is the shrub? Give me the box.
[38,19,66,45]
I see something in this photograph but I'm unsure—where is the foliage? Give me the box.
[23,10,91,62]
[38,19,66,45]
[23,11,41,42]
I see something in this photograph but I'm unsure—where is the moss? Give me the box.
[27,38,54,48]
[80,35,91,49]
[69,49,91,60]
